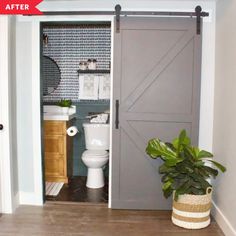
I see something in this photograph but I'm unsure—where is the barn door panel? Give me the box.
[111,17,202,209]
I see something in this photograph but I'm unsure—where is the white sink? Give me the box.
[43,105,76,121]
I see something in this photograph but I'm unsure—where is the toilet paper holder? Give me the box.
[67,126,79,137]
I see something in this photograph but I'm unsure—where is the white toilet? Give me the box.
[81,123,109,188]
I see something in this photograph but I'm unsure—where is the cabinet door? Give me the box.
[44,134,67,182]
[45,154,65,177]
[44,135,65,156]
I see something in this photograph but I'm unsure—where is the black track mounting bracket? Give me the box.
[195,6,202,35]
[115,4,121,33]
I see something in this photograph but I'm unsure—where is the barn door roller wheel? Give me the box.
[0,124,3,130]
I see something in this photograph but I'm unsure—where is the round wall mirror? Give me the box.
[42,55,61,96]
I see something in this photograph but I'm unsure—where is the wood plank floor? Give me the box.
[0,203,224,236]
[46,177,108,203]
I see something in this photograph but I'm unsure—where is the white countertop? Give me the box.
[43,105,77,121]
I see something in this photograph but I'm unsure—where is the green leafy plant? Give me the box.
[57,99,72,108]
[146,130,226,200]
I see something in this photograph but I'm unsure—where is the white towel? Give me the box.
[79,74,99,100]
[98,74,110,99]
[90,113,109,123]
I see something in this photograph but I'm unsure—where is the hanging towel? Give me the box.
[79,74,99,100]
[98,74,110,99]
[90,113,109,123]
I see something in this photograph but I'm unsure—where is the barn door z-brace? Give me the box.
[114,4,209,35]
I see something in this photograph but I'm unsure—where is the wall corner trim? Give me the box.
[211,201,236,236]
[13,192,20,212]
[19,191,43,206]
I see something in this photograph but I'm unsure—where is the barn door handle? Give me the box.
[115,100,119,129]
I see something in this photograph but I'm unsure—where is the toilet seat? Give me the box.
[82,150,108,158]
[81,150,109,168]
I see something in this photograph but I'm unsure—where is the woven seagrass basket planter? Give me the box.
[172,187,212,229]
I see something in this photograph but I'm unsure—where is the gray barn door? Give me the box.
[111,17,202,210]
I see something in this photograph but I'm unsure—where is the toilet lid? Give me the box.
[83,150,108,157]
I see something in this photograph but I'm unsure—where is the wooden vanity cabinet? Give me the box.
[44,120,73,183]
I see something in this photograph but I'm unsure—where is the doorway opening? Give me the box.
[40,21,112,204]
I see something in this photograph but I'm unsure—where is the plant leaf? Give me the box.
[173,130,191,157]
[161,174,171,183]
[162,180,173,191]
[191,173,211,189]
[190,187,206,195]
[163,186,173,199]
[203,166,219,177]
[206,160,226,173]
[174,180,191,200]
[194,161,204,167]
[146,139,182,166]
[190,181,202,189]
[198,150,213,159]
[146,139,162,158]
[185,146,199,160]
[159,164,173,174]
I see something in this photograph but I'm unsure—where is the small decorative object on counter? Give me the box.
[57,99,72,114]
[87,59,97,70]
[79,61,87,70]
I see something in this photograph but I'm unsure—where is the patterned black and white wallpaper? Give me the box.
[42,23,111,102]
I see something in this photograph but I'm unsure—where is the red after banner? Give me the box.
[0,0,43,15]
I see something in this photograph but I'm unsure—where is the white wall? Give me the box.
[9,16,19,210]
[212,0,236,235]
[0,15,19,213]
[16,21,40,203]
[16,0,216,207]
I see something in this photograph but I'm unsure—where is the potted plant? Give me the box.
[146,130,226,229]
[57,99,72,114]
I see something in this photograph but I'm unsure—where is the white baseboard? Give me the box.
[1,192,19,214]
[212,200,236,236]
[19,191,43,206]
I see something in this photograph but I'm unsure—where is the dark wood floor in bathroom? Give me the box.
[46,176,108,203]
[0,204,224,236]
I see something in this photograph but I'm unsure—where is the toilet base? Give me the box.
[86,168,104,188]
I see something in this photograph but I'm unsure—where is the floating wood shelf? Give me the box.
[77,70,110,74]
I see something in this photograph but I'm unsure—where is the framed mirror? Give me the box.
[42,55,61,96]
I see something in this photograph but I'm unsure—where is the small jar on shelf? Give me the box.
[87,59,97,70]
[79,61,87,70]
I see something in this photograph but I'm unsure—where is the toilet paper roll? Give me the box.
[67,126,78,137]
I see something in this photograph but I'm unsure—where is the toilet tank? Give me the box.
[83,123,110,150]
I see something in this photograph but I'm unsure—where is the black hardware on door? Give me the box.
[195,6,202,35]
[115,100,119,129]
[115,4,121,33]
[0,124,3,130]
